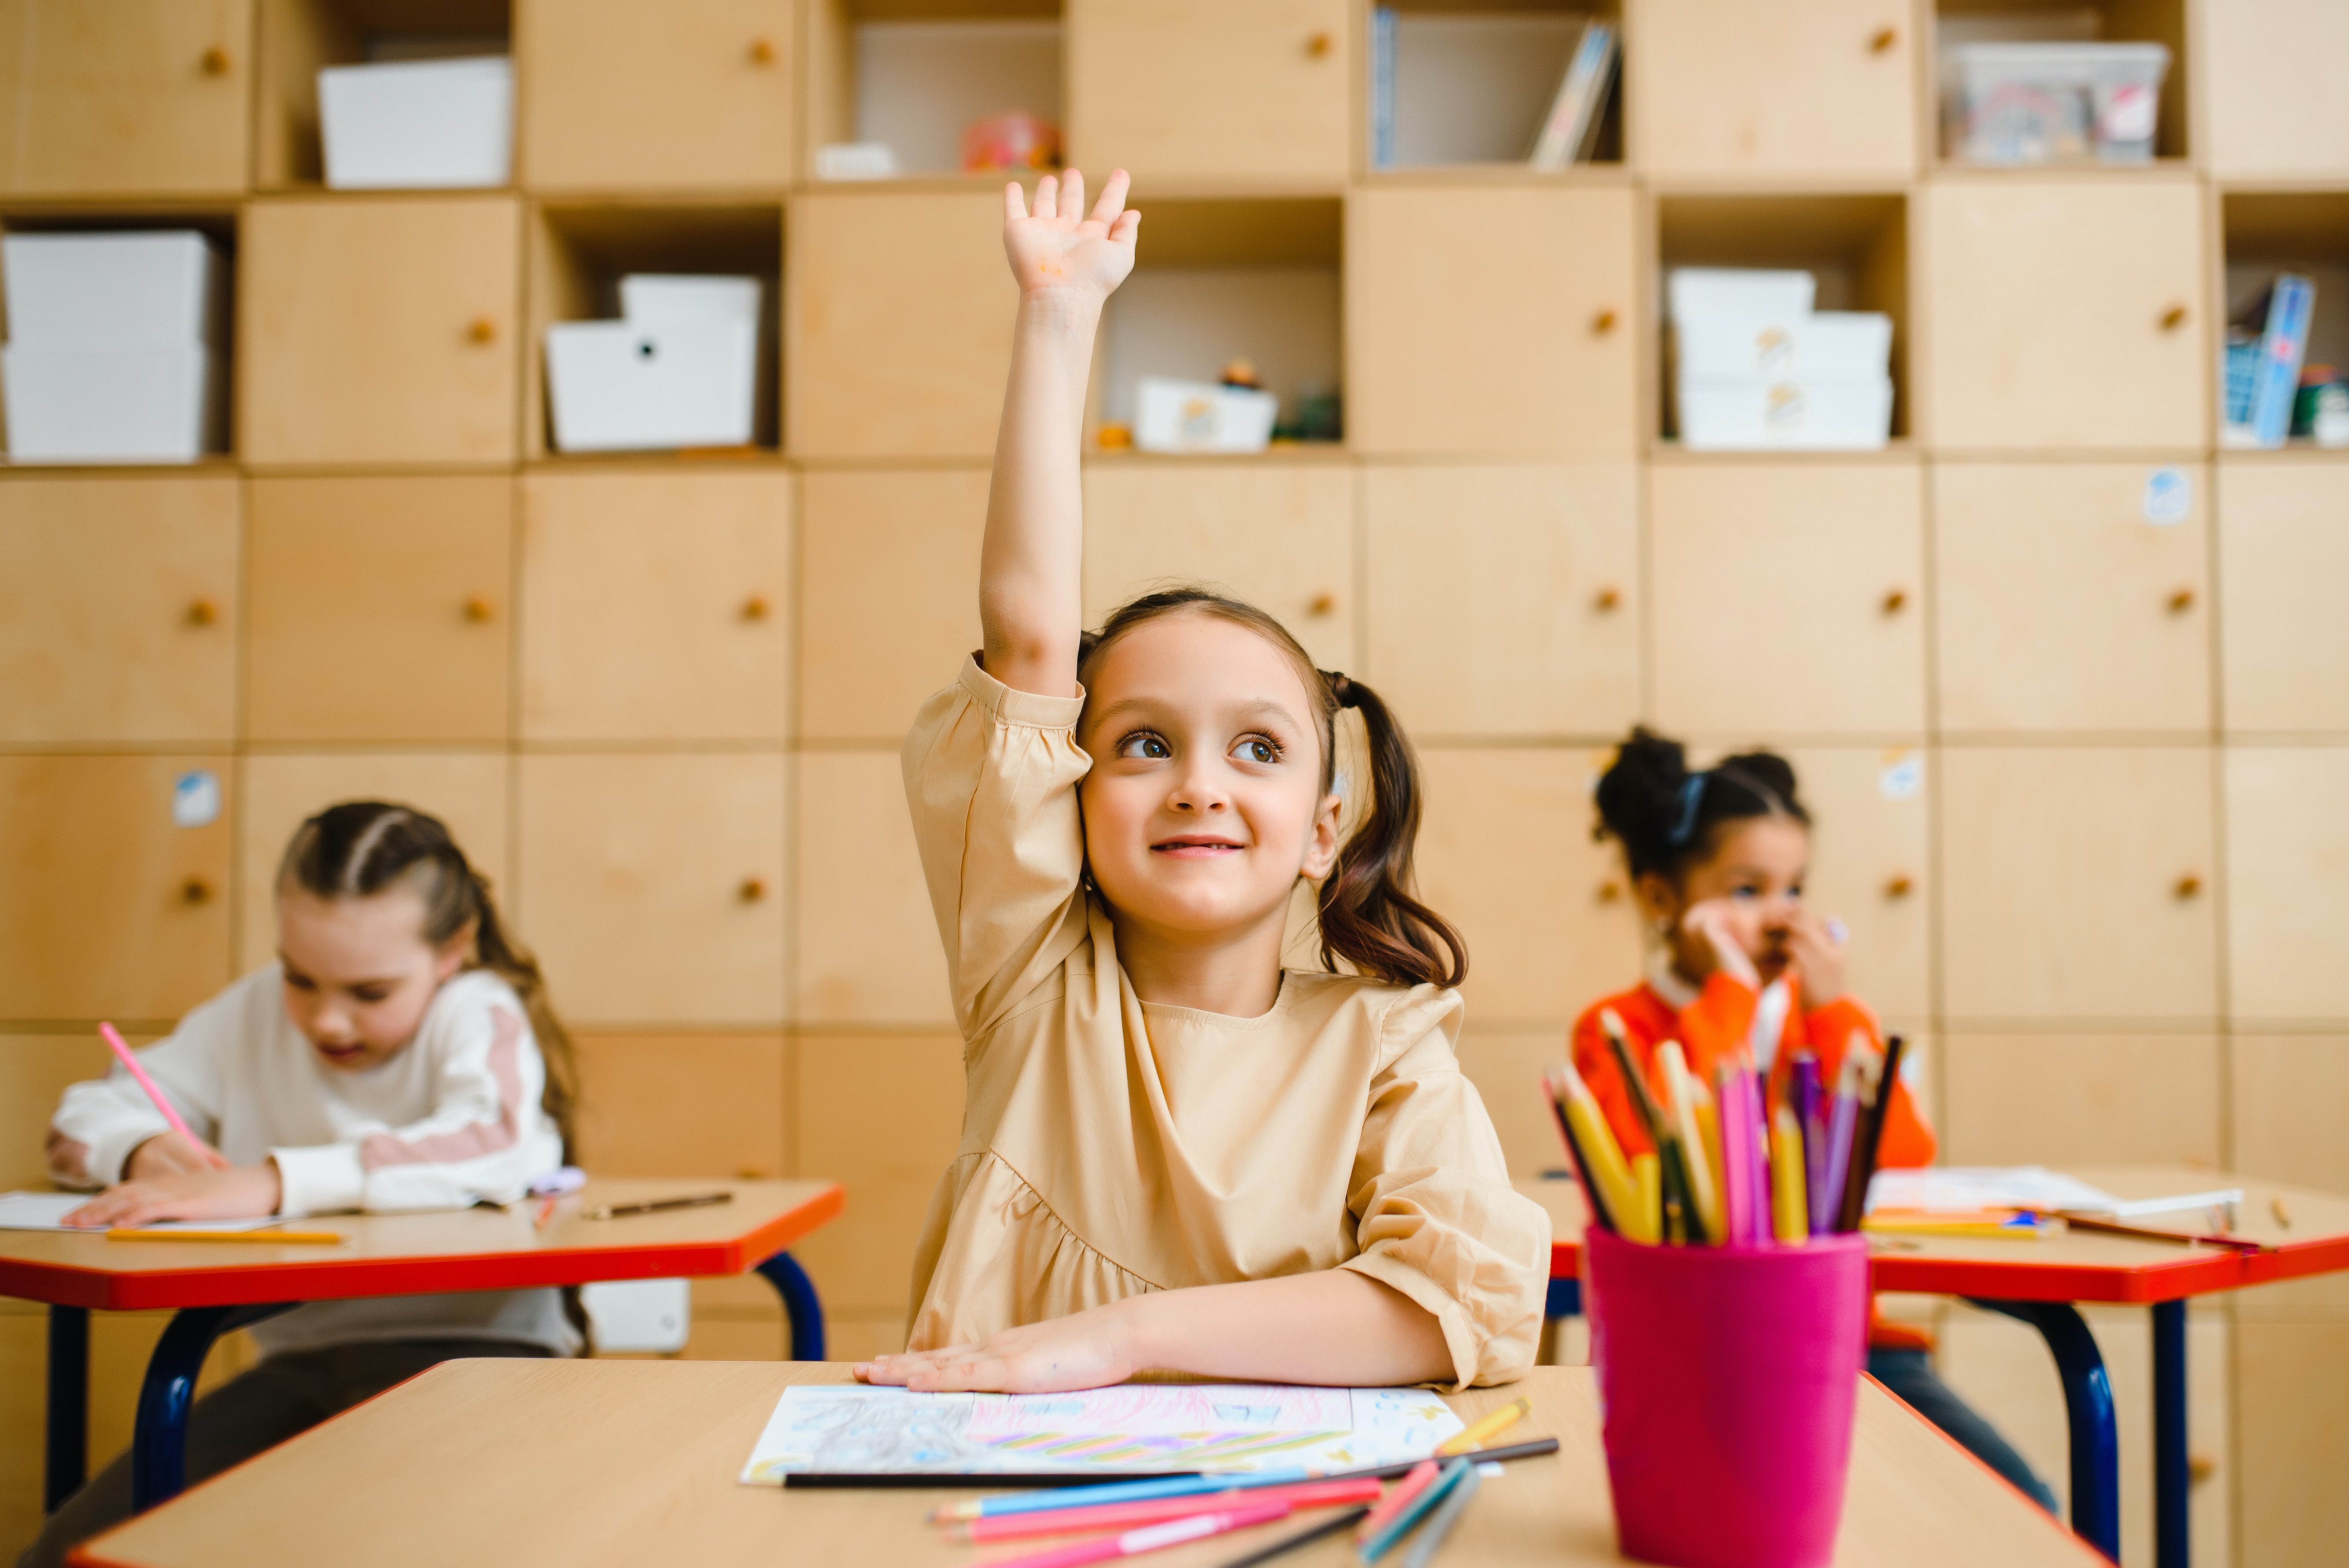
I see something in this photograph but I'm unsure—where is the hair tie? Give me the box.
[1666,771,1709,848]
[1319,669,1360,710]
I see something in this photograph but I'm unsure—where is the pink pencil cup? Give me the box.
[1584,1228,1871,1568]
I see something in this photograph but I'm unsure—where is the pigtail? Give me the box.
[1314,673,1468,990]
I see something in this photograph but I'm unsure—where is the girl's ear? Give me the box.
[1301,790,1344,882]
[1633,870,1682,928]
[432,915,479,982]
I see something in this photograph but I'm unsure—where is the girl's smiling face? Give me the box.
[1076,610,1343,950]
[276,883,469,1072]
[1642,815,1812,985]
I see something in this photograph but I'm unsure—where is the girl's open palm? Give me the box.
[1003,169,1139,301]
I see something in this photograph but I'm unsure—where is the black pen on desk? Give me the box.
[1207,1505,1370,1568]
[581,1191,733,1220]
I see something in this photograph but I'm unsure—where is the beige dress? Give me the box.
[900,657,1550,1388]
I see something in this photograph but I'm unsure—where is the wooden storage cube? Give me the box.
[1939,746,2217,1023]
[794,751,950,1027]
[0,1035,117,1187]
[518,0,794,191]
[805,0,1061,180]
[518,469,791,742]
[1932,462,2211,735]
[1932,0,2191,166]
[1941,1032,2220,1166]
[253,0,511,189]
[1764,746,1931,1020]
[2217,456,2349,735]
[2202,0,2349,179]
[1455,1031,1576,1179]
[1371,5,1623,171]
[792,1034,963,1314]
[1349,184,1636,457]
[1067,0,1350,188]
[571,1034,788,1180]
[2221,192,2349,459]
[525,202,782,459]
[244,475,512,744]
[1081,460,1355,671]
[0,0,253,196]
[1360,463,1637,740]
[2231,1035,2349,1194]
[0,754,233,1021]
[787,188,1014,459]
[1099,196,1341,450]
[0,476,239,745]
[235,752,510,970]
[1921,176,2205,451]
[1414,747,1643,1023]
[2225,747,2349,1023]
[1629,0,1917,179]
[515,753,787,1027]
[239,196,518,464]
[2235,1318,2349,1568]
[1650,459,1926,739]
[799,468,986,744]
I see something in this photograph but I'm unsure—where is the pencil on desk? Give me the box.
[1359,1457,1469,1564]
[1212,1505,1370,1568]
[960,1479,1381,1542]
[1436,1396,1528,1457]
[533,1193,558,1230]
[1397,1455,1480,1568]
[1355,1460,1438,1541]
[107,1228,343,1244]
[581,1192,732,1220]
[976,1501,1293,1568]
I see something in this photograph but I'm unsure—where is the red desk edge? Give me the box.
[0,1183,845,1313]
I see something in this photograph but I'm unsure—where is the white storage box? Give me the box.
[1676,311,1892,381]
[618,274,763,327]
[319,56,513,190]
[1133,376,1278,454]
[579,1278,689,1355]
[1941,43,2170,165]
[1667,268,1816,325]
[1678,377,1894,452]
[2,233,225,348]
[3,344,224,462]
[545,318,759,452]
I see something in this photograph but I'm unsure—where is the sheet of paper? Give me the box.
[739,1383,1465,1485]
[1865,1167,2126,1215]
[0,1192,284,1233]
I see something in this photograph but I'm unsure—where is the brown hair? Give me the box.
[1079,588,1467,989]
[277,801,579,1150]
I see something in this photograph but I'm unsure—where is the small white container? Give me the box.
[1941,42,2170,165]
[1133,376,1278,454]
[2,344,224,462]
[319,56,513,190]
[1677,376,1894,452]
[1667,268,1816,325]
[812,142,900,181]
[1,232,225,348]
[618,274,763,328]
[579,1278,689,1355]
[545,318,759,452]
[1676,311,1892,382]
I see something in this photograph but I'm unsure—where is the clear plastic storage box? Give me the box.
[1941,42,2170,165]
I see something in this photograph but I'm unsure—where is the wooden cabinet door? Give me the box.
[1941,1033,2221,1165]
[239,197,520,465]
[516,753,787,1027]
[1940,747,2217,1024]
[1067,0,1350,187]
[235,752,510,972]
[571,1033,788,1180]
[1651,459,1926,739]
[2203,0,2349,178]
[1628,0,1915,179]
[519,470,792,743]
[2217,458,2349,735]
[0,0,250,195]
[787,191,1014,460]
[1362,463,1637,739]
[1349,186,1636,457]
[245,476,512,743]
[1772,746,1930,1020]
[1923,178,2206,452]
[793,1034,964,1313]
[517,0,794,191]
[2231,1034,2349,1194]
[2225,747,2349,1024]
[794,752,949,1028]
[1082,459,1355,672]
[0,476,238,745]
[1414,747,1642,1023]
[1,1035,114,1186]
[1934,463,2212,735]
[798,468,986,745]
[0,754,232,1021]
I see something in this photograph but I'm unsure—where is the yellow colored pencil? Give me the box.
[107,1228,345,1244]
[1437,1396,1530,1457]
[1551,1062,1641,1239]
[1768,1106,1808,1245]
[1658,1043,1721,1243]
[1628,1153,1662,1245]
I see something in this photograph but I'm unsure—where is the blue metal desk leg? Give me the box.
[129,1303,294,1514]
[2153,1299,2188,1568]
[755,1253,826,1362]
[1974,1299,2120,1562]
[45,1305,88,1513]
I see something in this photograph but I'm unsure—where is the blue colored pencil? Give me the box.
[1397,1456,1481,1568]
[932,1467,1312,1522]
[1360,1456,1470,1564]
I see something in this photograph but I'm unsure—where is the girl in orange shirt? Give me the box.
[1571,727,2056,1514]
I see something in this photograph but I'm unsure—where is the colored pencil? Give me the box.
[1212,1506,1370,1568]
[909,1439,1566,1509]
[1542,1070,1615,1234]
[1436,1396,1529,1457]
[533,1193,559,1230]
[962,1479,1383,1542]
[1397,1455,1481,1568]
[1657,1045,1720,1241]
[1835,1034,1905,1232]
[1817,1051,1864,1236]
[1768,1105,1808,1244]
[580,1191,732,1220]
[1354,1460,1438,1541]
[934,1471,1309,1522]
[1597,1010,1666,1145]
[1628,1153,1661,1245]
[1360,1457,1469,1564]
[1792,1053,1827,1234]
[98,1022,200,1148]
[977,1502,1294,1568]
[106,1228,343,1244]
[1715,1063,1753,1244]
[2050,1213,2266,1252]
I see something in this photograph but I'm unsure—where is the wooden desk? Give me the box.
[68,1361,2102,1568]
[1522,1166,2349,1568]
[2,1179,842,1513]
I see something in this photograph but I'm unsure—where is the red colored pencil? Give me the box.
[960,1478,1381,1542]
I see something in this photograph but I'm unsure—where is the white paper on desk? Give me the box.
[739,1383,1463,1484]
[0,1192,283,1233]
[1865,1168,2126,1215]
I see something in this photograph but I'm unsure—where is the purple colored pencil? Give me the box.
[1792,1054,1826,1235]
[1817,1062,1861,1236]
[1742,1071,1772,1244]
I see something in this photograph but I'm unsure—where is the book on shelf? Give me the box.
[1368,6,1397,171]
[2223,273,2316,449]
[1527,20,1619,170]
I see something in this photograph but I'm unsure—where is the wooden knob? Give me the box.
[2174,874,2202,900]
[735,1166,770,1181]
[180,876,213,905]
[1593,586,1622,612]
[2168,587,2196,613]
[1305,31,1332,57]
[1597,880,1623,904]
[463,595,494,623]
[1591,308,1618,335]
[1884,874,1914,900]
[741,595,770,622]
[748,36,777,64]
[1308,591,1338,617]
[467,316,497,345]
[1869,26,1897,54]
[2189,1453,2218,1486]
[1881,588,1908,614]
[2160,303,2188,332]
[201,45,232,75]
[186,598,219,627]
[739,876,767,903]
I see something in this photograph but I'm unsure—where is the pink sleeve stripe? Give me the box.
[360,1007,526,1170]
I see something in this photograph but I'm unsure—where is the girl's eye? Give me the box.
[1231,737,1280,766]
[1730,884,1761,901]
[1117,733,1171,760]
[285,973,314,992]
[351,987,390,1005]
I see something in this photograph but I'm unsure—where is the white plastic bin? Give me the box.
[1677,377,1893,452]
[319,56,514,189]
[1676,311,1891,382]
[545,319,759,452]
[1941,43,2170,165]
[617,274,763,328]
[1,233,225,348]
[1667,268,1816,325]
[2,344,224,462]
[1133,376,1278,454]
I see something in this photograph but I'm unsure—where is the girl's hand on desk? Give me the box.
[1783,909,1849,1010]
[1002,168,1138,305]
[125,1129,233,1179]
[61,1160,283,1229]
[855,1307,1138,1394]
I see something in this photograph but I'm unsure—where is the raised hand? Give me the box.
[1001,168,1139,303]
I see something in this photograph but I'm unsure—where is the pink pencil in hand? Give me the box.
[99,1021,222,1167]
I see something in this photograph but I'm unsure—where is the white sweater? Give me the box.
[51,966,577,1357]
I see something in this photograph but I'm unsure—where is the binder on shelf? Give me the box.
[1368,7,1397,170]
[2223,274,2316,450]
[1527,21,1618,170]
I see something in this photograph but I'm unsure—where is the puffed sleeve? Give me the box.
[902,655,1095,1040]
[1337,989,1551,1390]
